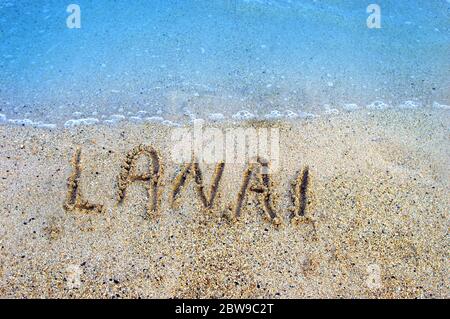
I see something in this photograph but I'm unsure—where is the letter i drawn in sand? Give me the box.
[290,166,315,228]
[63,147,104,213]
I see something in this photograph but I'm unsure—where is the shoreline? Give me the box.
[0,108,448,298]
[1,100,449,130]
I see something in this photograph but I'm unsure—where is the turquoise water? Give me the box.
[0,0,449,127]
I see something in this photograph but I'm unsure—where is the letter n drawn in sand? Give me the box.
[171,161,225,209]
[63,147,104,213]
[117,145,162,217]
[231,158,281,226]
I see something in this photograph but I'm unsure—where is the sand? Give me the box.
[0,108,448,298]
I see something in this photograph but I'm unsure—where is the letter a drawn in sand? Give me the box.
[171,161,225,209]
[117,145,162,217]
[63,147,104,213]
[231,158,281,225]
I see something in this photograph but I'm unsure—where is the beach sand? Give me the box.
[0,108,448,298]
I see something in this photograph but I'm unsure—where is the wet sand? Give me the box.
[0,108,448,298]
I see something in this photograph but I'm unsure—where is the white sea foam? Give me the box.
[129,116,144,123]
[298,111,316,118]
[36,123,57,129]
[398,100,421,109]
[232,110,256,120]
[64,118,100,128]
[144,116,164,122]
[2,98,449,130]
[342,103,359,112]
[366,101,391,110]
[161,120,180,127]
[284,110,299,119]
[9,119,34,126]
[265,110,284,119]
[432,102,450,110]
[136,111,148,117]
[182,107,197,120]
[324,107,339,115]
[110,114,126,122]
[208,113,225,121]
[6,117,56,129]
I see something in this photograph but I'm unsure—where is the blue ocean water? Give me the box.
[0,0,449,127]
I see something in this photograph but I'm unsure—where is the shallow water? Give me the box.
[0,0,449,127]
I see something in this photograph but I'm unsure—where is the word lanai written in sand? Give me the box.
[63,145,311,226]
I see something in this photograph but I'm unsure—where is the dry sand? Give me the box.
[0,108,448,298]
